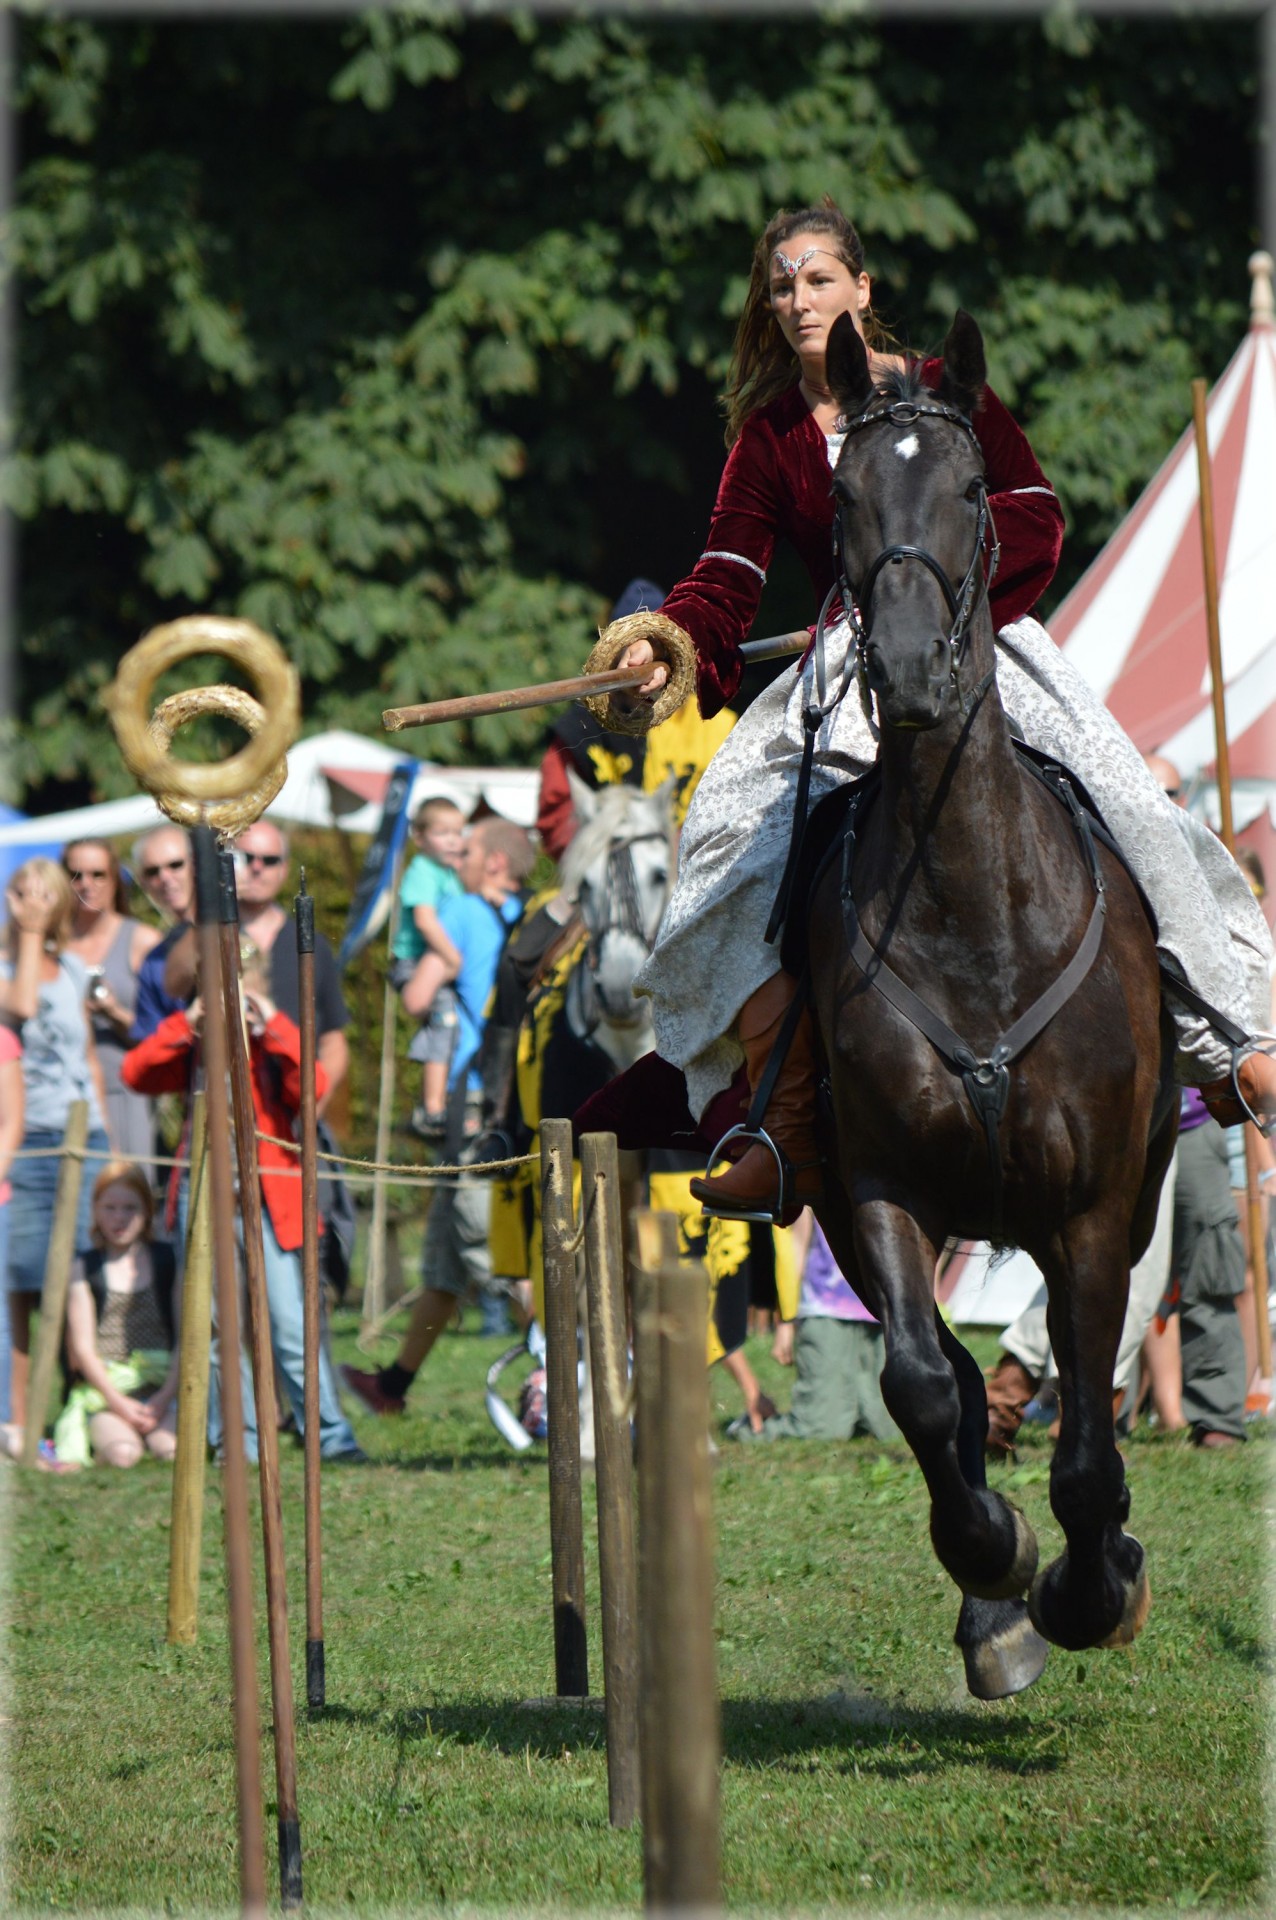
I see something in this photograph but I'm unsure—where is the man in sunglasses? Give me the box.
[231,822,350,1114]
[129,825,196,1043]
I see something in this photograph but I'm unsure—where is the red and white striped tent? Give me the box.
[1052,251,1276,929]
[945,256,1275,1326]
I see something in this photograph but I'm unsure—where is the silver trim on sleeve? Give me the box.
[701,549,768,583]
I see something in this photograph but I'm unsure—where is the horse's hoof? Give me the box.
[1027,1535,1151,1650]
[1099,1559,1152,1648]
[961,1502,1039,1603]
[956,1596,1049,1700]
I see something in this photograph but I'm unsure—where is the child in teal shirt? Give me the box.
[391,797,465,1139]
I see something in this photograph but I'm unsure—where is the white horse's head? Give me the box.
[558,771,677,1067]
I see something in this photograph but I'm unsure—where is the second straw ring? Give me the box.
[105,616,301,834]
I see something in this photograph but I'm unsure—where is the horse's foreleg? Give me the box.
[1028,1207,1150,1652]
[935,1314,1049,1697]
[851,1197,1038,1605]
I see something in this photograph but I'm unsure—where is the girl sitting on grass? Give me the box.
[56,1161,179,1469]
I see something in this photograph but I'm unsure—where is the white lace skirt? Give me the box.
[635,617,1273,1121]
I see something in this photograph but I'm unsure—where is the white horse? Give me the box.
[555,770,678,1073]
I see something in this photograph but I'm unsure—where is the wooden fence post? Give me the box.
[632,1211,721,1913]
[581,1131,639,1826]
[167,1093,213,1643]
[21,1100,89,1469]
[541,1115,589,1696]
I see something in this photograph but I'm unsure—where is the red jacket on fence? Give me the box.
[121,1008,326,1253]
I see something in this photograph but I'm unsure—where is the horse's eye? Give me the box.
[964,477,984,503]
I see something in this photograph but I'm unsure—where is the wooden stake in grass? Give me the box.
[191,827,267,1919]
[218,849,303,1911]
[295,873,326,1710]
[20,1099,89,1469]
[633,1219,721,1913]
[580,1131,639,1827]
[630,1208,680,1899]
[541,1116,589,1697]
[167,1093,213,1644]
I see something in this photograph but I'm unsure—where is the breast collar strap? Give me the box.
[838,764,1108,1240]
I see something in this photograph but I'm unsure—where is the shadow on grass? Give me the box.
[307,1692,1065,1778]
[371,1447,546,1474]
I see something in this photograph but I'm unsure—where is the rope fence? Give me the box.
[11,1137,540,1191]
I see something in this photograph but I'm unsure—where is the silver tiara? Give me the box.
[772,245,833,278]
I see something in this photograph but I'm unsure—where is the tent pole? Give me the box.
[1191,377,1272,1398]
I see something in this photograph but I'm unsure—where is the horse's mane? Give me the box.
[871,363,929,407]
[558,783,670,902]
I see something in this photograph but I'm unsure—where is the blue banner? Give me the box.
[337,758,418,969]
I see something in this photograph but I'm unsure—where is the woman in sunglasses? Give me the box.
[61,839,161,1159]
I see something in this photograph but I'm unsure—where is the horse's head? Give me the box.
[559,773,676,1043]
[826,309,994,732]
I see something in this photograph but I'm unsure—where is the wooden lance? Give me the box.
[382,628,808,732]
[295,872,327,1709]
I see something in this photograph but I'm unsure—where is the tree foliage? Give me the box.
[7,7,1259,804]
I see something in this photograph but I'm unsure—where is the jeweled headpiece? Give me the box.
[771,245,838,278]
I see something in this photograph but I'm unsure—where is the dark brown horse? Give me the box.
[808,311,1178,1698]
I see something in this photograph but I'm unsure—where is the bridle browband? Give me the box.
[830,395,1002,716]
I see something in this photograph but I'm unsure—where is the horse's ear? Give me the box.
[566,765,597,826]
[938,310,986,416]
[825,311,873,416]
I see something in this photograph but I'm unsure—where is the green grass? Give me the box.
[4,1309,1271,1917]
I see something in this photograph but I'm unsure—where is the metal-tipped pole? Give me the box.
[295,871,326,1708]
[192,826,266,1918]
[218,849,303,1909]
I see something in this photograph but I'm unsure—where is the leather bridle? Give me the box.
[827,396,1002,721]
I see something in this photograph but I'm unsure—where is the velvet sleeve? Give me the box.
[974,383,1065,627]
[919,361,1064,627]
[659,417,782,719]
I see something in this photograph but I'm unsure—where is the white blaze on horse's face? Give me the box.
[894,433,920,461]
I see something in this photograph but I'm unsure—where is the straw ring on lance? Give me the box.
[582,611,696,734]
[105,616,300,832]
[146,684,289,834]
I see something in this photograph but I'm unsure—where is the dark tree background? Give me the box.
[6,7,1261,806]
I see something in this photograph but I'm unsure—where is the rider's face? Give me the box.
[769,234,871,368]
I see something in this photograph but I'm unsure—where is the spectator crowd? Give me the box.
[0,680,1272,1475]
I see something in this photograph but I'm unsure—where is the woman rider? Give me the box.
[603,201,1276,1220]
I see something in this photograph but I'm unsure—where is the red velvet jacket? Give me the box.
[121,1008,326,1253]
[662,366,1065,718]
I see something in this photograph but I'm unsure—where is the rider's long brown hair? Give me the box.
[720,200,899,447]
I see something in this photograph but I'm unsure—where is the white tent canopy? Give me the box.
[0,729,540,850]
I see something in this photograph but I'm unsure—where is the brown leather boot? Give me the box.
[689,971,822,1224]
[1201,1047,1276,1135]
[984,1354,1037,1459]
